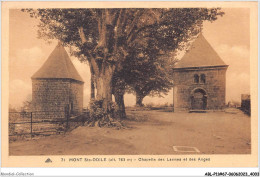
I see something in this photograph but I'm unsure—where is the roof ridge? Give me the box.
[61,45,84,82]
[60,45,70,78]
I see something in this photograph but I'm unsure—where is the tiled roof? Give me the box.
[32,42,84,82]
[175,34,227,69]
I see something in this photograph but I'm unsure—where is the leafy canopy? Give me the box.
[23,8,224,69]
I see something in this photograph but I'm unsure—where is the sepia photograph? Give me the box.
[1,1,258,169]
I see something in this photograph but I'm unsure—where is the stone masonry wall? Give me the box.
[70,81,84,115]
[32,79,84,119]
[173,67,227,110]
[32,79,71,119]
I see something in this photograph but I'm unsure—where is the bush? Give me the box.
[145,102,170,109]
[88,99,118,126]
[145,103,155,108]
[161,102,169,108]
[89,99,106,121]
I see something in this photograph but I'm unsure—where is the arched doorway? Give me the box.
[191,88,207,110]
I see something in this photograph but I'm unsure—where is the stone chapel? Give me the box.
[173,34,228,111]
[31,42,84,118]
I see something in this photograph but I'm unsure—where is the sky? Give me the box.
[9,8,250,108]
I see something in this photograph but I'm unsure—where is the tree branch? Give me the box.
[90,57,99,76]
[126,10,144,39]
[113,9,123,52]
[78,26,87,43]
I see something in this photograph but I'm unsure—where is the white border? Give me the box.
[0,0,259,176]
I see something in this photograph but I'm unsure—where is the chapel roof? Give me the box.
[174,34,227,69]
[32,42,84,83]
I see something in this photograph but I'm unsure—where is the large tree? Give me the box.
[23,8,223,120]
[112,70,127,118]
[125,49,177,107]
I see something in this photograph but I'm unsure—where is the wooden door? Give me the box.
[192,92,204,110]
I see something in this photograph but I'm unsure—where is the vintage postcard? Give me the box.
[1,1,258,170]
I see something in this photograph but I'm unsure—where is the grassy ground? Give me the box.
[9,108,251,155]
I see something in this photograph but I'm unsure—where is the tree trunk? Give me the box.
[136,93,144,107]
[112,71,126,120]
[95,66,114,113]
[114,91,126,119]
[90,74,95,99]
[90,67,95,99]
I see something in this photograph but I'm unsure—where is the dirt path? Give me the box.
[9,109,251,155]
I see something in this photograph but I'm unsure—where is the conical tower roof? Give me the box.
[32,42,84,82]
[174,34,227,69]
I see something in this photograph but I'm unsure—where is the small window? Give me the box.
[194,74,199,83]
[200,74,206,83]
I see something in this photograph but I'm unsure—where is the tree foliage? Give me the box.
[124,50,177,106]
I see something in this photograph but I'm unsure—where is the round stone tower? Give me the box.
[31,42,84,119]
